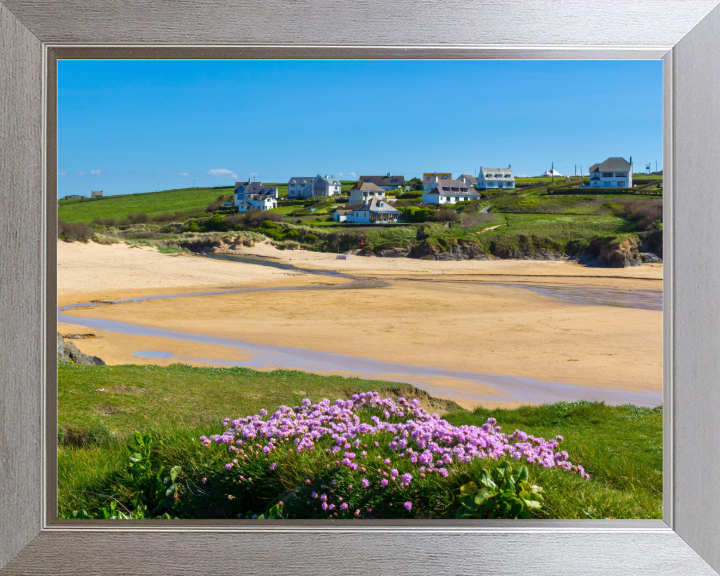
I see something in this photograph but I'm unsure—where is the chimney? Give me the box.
[387,172,391,177]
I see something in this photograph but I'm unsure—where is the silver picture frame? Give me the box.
[1,1,720,573]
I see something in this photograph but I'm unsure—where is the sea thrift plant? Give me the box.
[201,392,588,518]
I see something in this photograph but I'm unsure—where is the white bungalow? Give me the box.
[422,180,481,204]
[588,157,633,188]
[237,194,278,214]
[350,198,401,224]
[475,166,515,190]
[348,181,386,205]
[332,209,351,222]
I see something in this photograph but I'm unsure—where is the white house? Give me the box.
[350,198,402,224]
[312,175,342,196]
[59,195,84,201]
[358,174,405,191]
[422,181,481,204]
[332,209,351,222]
[457,174,478,187]
[475,166,515,190]
[287,177,315,198]
[348,181,386,205]
[422,172,452,191]
[588,157,633,188]
[237,194,278,214]
[234,181,278,205]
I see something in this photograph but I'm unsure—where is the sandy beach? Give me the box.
[58,240,663,408]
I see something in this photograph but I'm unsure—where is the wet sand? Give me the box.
[58,241,663,408]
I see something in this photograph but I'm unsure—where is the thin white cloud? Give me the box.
[207,168,238,179]
[249,172,258,177]
[57,171,67,176]
[90,169,102,176]
[349,172,356,177]
[178,172,189,177]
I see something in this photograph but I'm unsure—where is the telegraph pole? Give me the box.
[551,162,554,184]
[156,183,159,211]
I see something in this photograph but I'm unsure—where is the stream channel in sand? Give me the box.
[58,253,663,408]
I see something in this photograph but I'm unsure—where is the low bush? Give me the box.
[59,220,94,242]
[434,209,460,223]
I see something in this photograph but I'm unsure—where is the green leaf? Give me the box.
[473,489,493,507]
[479,470,496,489]
[516,466,529,483]
[460,482,479,496]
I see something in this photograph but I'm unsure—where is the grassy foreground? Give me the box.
[58,363,662,520]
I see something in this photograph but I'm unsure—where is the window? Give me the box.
[602,172,613,177]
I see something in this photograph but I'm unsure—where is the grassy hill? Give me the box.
[58,186,233,224]
[58,181,359,224]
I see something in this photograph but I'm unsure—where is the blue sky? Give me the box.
[58,60,662,196]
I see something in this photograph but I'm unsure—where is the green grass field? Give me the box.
[58,186,233,224]
[58,362,662,520]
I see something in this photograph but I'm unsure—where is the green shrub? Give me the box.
[456,462,547,519]
[184,220,201,233]
[398,206,434,223]
[202,213,226,232]
[305,234,319,243]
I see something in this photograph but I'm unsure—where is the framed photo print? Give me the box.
[1,1,720,574]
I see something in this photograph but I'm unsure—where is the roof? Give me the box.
[350,181,386,192]
[288,177,314,185]
[355,198,401,213]
[428,180,472,193]
[459,174,477,185]
[235,182,277,194]
[359,174,406,187]
[590,157,632,172]
[480,167,514,180]
[310,175,339,186]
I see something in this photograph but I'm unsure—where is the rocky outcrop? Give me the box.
[586,236,641,268]
[408,238,492,261]
[376,247,411,258]
[57,332,105,365]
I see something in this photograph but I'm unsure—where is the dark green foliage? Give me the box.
[456,462,547,519]
[398,206,434,222]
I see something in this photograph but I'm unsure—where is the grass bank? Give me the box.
[58,363,662,520]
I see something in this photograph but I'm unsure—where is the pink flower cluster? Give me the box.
[201,392,589,480]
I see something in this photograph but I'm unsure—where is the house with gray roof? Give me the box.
[350,197,402,224]
[588,157,633,188]
[234,181,278,209]
[457,174,478,187]
[475,166,515,190]
[348,181,386,205]
[312,175,342,197]
[287,176,315,198]
[422,181,481,205]
[358,173,406,191]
